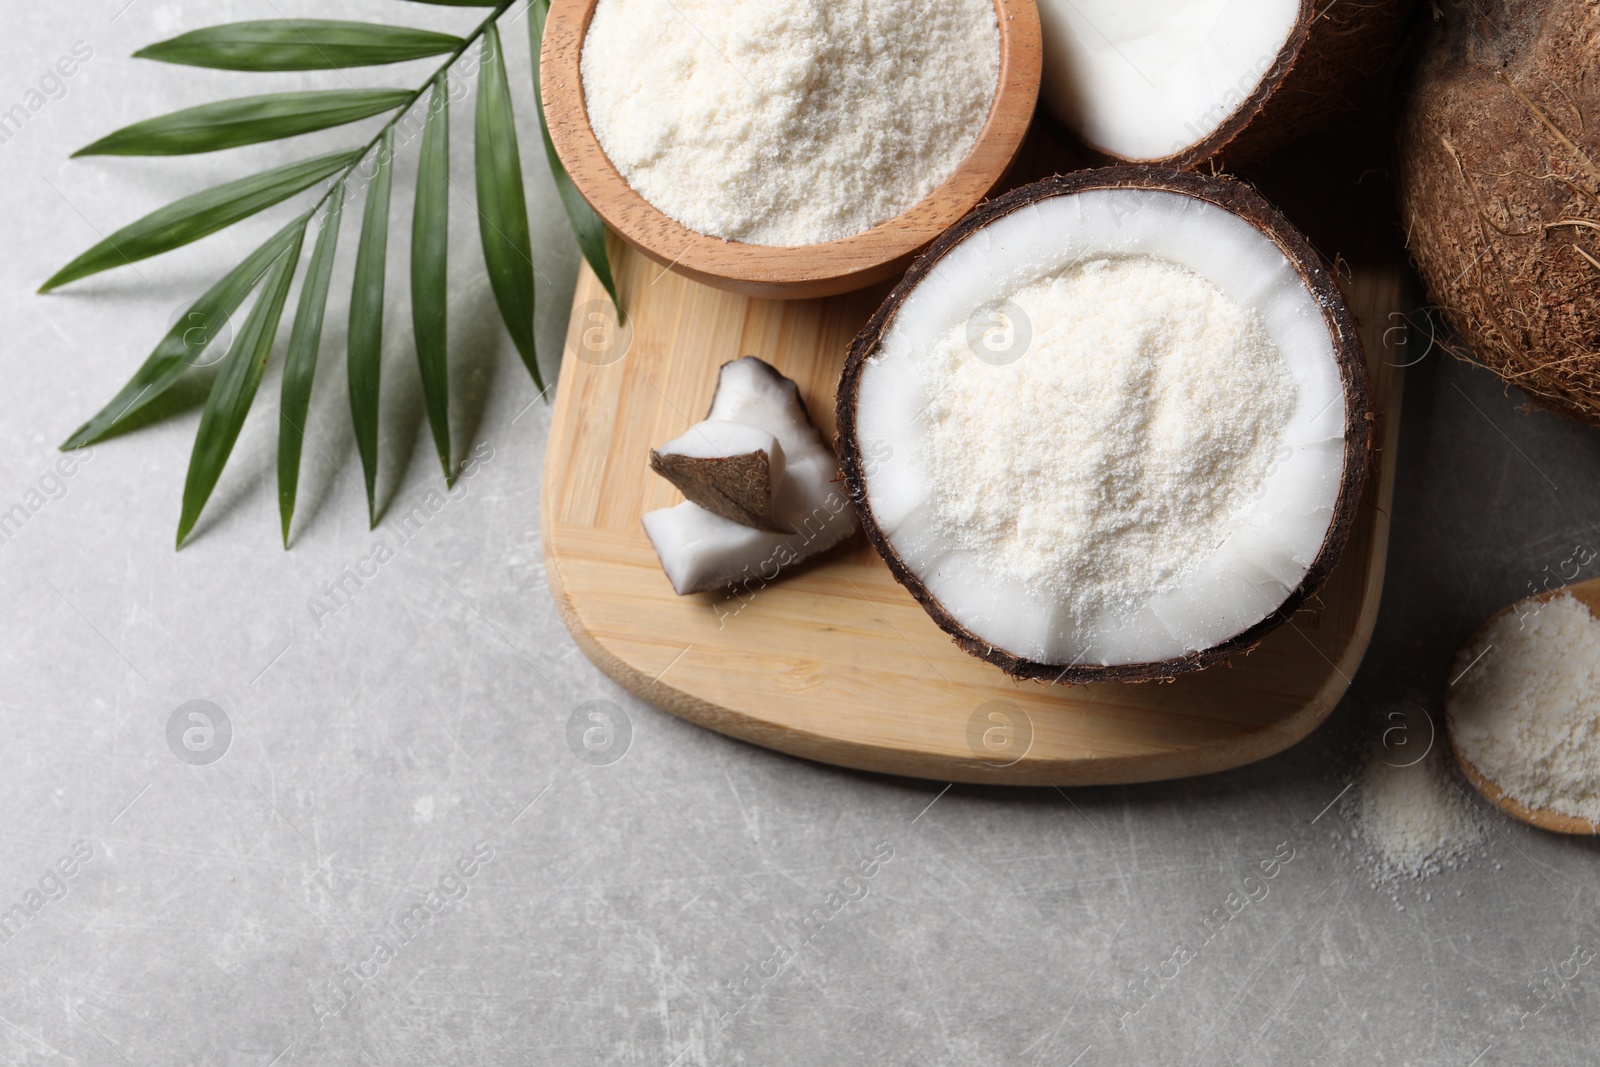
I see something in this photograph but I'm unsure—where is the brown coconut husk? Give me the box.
[648,447,788,533]
[1397,0,1600,425]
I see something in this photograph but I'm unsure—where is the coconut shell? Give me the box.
[1050,0,1419,169]
[1214,0,1421,166]
[648,447,788,533]
[835,168,1373,685]
[1397,0,1600,425]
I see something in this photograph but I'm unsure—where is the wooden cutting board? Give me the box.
[541,131,1406,786]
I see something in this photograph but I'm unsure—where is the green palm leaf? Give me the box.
[349,130,397,527]
[61,217,310,449]
[75,90,414,157]
[177,225,306,546]
[473,24,541,391]
[134,20,464,72]
[40,149,357,292]
[278,189,346,547]
[528,0,619,314]
[413,75,453,484]
[50,0,625,546]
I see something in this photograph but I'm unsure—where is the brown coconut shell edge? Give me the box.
[649,354,830,534]
[834,167,1374,685]
[648,447,789,534]
[1051,0,1420,171]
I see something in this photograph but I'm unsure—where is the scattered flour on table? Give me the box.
[580,0,999,246]
[917,254,1297,618]
[1448,592,1600,823]
[1342,741,1486,891]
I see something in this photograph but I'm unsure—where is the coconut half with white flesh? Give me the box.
[644,358,857,596]
[836,168,1371,683]
[1037,0,1415,168]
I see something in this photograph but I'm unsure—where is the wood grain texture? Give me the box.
[538,0,1041,299]
[1446,577,1600,835]
[540,222,1406,787]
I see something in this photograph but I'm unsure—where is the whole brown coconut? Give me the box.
[1398,0,1600,424]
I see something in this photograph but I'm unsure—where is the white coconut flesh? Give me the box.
[852,188,1347,667]
[655,420,785,468]
[644,358,857,596]
[1037,0,1300,161]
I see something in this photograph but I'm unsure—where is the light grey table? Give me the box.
[3,3,1598,1064]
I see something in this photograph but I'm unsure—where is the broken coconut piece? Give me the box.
[650,421,789,533]
[643,357,857,595]
[836,168,1372,683]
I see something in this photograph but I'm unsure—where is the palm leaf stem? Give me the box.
[299,0,515,225]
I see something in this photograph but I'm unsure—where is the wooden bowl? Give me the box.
[539,0,1042,300]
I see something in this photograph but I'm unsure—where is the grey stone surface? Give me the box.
[3,3,1600,1064]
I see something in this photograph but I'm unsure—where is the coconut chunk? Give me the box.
[643,503,780,596]
[644,358,857,596]
[705,357,818,452]
[650,421,789,533]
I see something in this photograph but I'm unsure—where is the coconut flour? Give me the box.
[1448,593,1600,823]
[1346,744,1485,887]
[580,0,999,246]
[918,255,1297,619]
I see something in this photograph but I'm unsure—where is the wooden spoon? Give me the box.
[1446,576,1600,835]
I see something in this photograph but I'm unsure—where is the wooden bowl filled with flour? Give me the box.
[539,0,1041,299]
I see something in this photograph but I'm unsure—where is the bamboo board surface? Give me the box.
[541,135,1406,786]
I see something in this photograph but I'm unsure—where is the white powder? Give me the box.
[580,0,1000,246]
[1447,593,1600,823]
[918,255,1297,618]
[1346,744,1486,887]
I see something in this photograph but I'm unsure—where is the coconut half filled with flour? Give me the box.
[837,169,1371,682]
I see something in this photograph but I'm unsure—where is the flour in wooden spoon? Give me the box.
[918,255,1297,619]
[1448,593,1600,823]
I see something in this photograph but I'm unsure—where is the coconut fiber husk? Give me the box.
[1398,0,1600,425]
